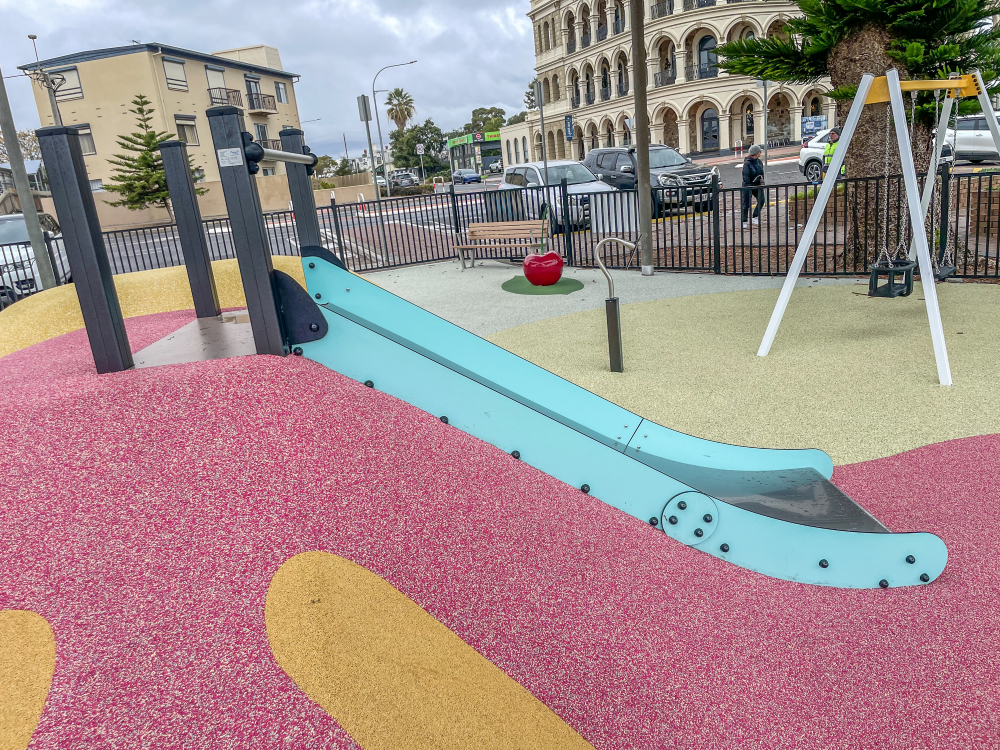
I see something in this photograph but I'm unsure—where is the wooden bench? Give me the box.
[454,219,549,269]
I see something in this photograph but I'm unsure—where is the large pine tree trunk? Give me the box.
[826,26,934,270]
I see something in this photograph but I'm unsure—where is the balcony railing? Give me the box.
[582,33,592,48]
[613,18,626,34]
[685,64,719,80]
[567,38,577,54]
[600,86,612,101]
[683,0,716,9]
[650,0,674,17]
[654,69,677,87]
[208,87,243,107]
[571,95,581,109]
[597,25,608,41]
[585,89,596,105]
[246,92,277,113]
[617,82,630,97]
[258,139,283,151]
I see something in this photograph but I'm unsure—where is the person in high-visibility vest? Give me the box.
[822,128,846,178]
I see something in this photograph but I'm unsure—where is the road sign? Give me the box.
[357,95,371,122]
[416,144,425,155]
[565,115,574,140]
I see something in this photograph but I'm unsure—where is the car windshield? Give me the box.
[543,164,598,185]
[647,149,689,168]
[0,219,29,245]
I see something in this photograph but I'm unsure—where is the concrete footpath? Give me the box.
[369,259,862,336]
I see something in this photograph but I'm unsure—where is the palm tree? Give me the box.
[385,88,416,131]
[717,0,1000,179]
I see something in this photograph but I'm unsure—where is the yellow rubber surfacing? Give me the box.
[265,552,594,750]
[0,611,56,750]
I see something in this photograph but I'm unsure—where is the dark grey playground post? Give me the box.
[36,126,133,374]
[159,140,221,318]
[278,128,322,247]
[206,106,286,357]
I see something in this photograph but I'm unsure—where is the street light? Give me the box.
[373,60,417,198]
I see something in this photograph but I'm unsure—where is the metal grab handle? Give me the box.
[594,235,640,299]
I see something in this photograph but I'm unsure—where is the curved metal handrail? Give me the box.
[593,235,640,299]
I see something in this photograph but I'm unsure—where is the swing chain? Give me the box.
[878,103,894,266]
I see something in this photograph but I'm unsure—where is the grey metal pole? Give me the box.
[360,96,390,263]
[159,140,220,318]
[0,62,56,290]
[372,91,391,198]
[43,73,63,127]
[36,125,132,373]
[535,80,550,186]
[630,0,654,275]
[206,105,286,357]
[279,128,322,248]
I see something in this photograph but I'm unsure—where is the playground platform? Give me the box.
[2,260,1000,749]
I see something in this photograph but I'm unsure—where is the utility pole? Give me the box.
[28,35,62,126]
[0,62,57,290]
[630,0,654,275]
[358,95,389,263]
[343,133,350,164]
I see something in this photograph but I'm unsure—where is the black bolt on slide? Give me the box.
[720,544,730,553]
[906,555,916,564]
[292,348,303,356]
[440,416,449,424]
[581,484,591,494]
[315,294,322,300]
[703,514,713,523]
[649,517,658,526]
[677,501,688,510]
[364,380,374,388]
[668,516,679,525]
[819,559,830,568]
[879,579,890,589]
[920,574,930,582]
[694,528,704,538]
[310,324,320,333]
[511,450,521,459]
[308,263,316,269]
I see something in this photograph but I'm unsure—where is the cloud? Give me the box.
[0,0,536,157]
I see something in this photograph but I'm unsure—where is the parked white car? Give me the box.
[0,213,68,308]
[944,112,1000,162]
[798,128,836,183]
[498,160,614,230]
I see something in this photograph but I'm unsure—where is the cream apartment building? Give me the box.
[501,0,835,164]
[19,43,302,190]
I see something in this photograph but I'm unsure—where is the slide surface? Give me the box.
[294,248,947,589]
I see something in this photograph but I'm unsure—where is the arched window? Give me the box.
[515,138,521,163]
[523,136,528,162]
[617,59,627,94]
[553,75,560,100]
[810,96,821,116]
[543,78,551,104]
[506,140,512,164]
[698,36,718,74]
[544,21,551,50]
[606,124,615,147]
[745,103,755,135]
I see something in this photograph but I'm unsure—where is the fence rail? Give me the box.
[2,171,998,310]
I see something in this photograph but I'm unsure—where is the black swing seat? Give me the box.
[934,265,956,282]
[869,259,916,298]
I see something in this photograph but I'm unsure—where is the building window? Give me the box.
[514,138,521,163]
[522,137,528,163]
[52,67,83,101]
[163,59,188,91]
[254,123,268,144]
[175,118,199,146]
[89,178,104,192]
[275,81,288,104]
[262,167,276,176]
[506,140,512,163]
[77,127,97,155]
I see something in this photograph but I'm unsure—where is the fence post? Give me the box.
[43,232,60,285]
[278,128,322,248]
[449,182,461,237]
[330,197,347,263]
[206,105,286,357]
[560,177,574,265]
[938,163,950,262]
[35,125,133,374]
[159,140,221,318]
[712,173,722,274]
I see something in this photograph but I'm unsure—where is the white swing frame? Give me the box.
[758,69,1000,387]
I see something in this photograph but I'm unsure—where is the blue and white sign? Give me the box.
[801,115,829,138]
[565,115,574,140]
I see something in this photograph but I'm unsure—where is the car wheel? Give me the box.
[969,159,984,164]
[804,160,823,183]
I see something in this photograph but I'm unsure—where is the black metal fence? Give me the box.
[2,171,998,309]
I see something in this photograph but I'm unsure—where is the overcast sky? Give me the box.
[0,0,536,157]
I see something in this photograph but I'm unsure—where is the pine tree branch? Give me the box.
[717,37,830,82]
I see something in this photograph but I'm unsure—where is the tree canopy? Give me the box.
[0,129,41,162]
[389,119,447,173]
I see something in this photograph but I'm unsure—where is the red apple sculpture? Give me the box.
[523,250,564,287]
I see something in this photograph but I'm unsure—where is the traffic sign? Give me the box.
[416,144,425,155]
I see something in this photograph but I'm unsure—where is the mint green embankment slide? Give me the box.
[295,247,947,589]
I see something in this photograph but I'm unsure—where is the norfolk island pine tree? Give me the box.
[105,94,207,222]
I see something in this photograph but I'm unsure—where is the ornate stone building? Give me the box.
[500,0,835,165]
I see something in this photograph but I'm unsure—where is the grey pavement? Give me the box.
[368,258,863,336]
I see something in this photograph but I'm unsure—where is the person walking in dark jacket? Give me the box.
[741,144,765,227]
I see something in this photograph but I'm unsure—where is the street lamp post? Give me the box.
[373,60,417,198]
